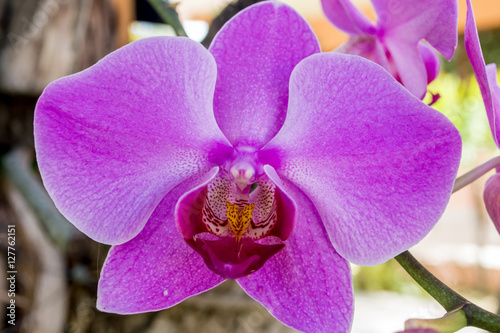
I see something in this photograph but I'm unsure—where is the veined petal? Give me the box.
[464,0,500,147]
[238,179,353,332]
[97,172,225,314]
[373,0,457,60]
[484,173,500,235]
[260,53,462,265]
[209,2,320,149]
[34,37,232,245]
[320,0,376,35]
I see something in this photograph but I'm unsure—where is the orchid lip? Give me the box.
[187,235,285,279]
[175,160,296,279]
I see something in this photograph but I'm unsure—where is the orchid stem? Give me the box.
[147,0,187,37]
[453,155,500,193]
[394,251,500,332]
[405,309,467,332]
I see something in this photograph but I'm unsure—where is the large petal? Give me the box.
[209,2,320,149]
[373,0,457,60]
[238,179,353,332]
[34,37,232,245]
[320,0,376,35]
[483,173,500,235]
[259,53,462,265]
[97,172,225,314]
[464,0,500,147]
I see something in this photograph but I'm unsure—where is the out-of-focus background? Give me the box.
[0,0,500,332]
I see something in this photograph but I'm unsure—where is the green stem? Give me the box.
[453,155,500,193]
[394,251,500,332]
[395,251,466,310]
[405,309,467,333]
[147,0,187,37]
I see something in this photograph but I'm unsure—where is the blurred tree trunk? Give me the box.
[0,0,117,151]
[0,1,119,332]
[0,0,116,94]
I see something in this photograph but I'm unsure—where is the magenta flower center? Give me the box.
[175,150,296,279]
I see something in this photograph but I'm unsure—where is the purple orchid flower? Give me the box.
[320,0,458,99]
[464,0,500,235]
[34,2,461,331]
